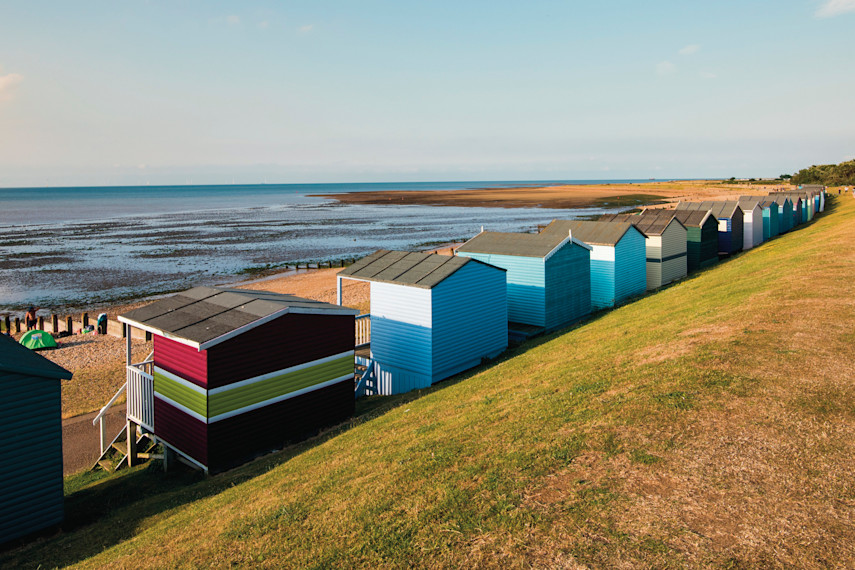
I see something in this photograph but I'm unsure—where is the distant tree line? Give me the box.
[791,159,855,186]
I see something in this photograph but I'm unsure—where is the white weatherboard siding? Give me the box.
[660,221,688,286]
[370,282,432,387]
[644,235,662,290]
[589,244,616,309]
[742,206,763,249]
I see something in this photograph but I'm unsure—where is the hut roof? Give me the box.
[671,209,714,229]
[457,229,591,259]
[0,334,72,380]
[676,200,742,219]
[339,250,502,289]
[737,199,762,211]
[118,287,358,350]
[767,195,794,206]
[541,219,640,246]
[600,210,684,236]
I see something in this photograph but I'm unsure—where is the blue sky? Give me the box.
[1,0,854,186]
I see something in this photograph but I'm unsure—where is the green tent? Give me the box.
[19,330,58,351]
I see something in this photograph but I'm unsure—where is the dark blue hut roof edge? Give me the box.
[0,335,72,380]
[119,286,359,351]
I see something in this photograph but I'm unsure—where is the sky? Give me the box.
[1,0,854,187]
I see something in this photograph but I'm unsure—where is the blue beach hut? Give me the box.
[456,229,592,334]
[677,201,744,256]
[767,195,794,233]
[758,199,780,238]
[541,220,646,310]
[338,251,508,395]
[0,335,72,545]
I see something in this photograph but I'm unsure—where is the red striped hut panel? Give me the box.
[206,313,354,388]
[205,378,354,472]
[153,335,208,388]
[154,397,208,467]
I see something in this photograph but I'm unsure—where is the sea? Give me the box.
[0,180,653,309]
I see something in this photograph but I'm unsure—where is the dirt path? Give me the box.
[62,406,126,475]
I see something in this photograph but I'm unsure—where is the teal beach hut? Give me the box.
[457,229,592,333]
[541,220,646,310]
[672,209,719,272]
[338,251,508,395]
[758,199,781,238]
[0,335,72,545]
[767,195,794,233]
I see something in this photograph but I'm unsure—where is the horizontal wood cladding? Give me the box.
[206,378,354,473]
[154,397,208,467]
[206,313,355,388]
[0,371,63,545]
[153,335,208,388]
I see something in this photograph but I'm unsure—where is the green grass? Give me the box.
[3,197,855,568]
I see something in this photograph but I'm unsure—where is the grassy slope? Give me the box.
[4,197,855,569]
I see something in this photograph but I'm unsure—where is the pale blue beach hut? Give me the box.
[338,251,507,395]
[456,229,592,334]
[541,220,646,310]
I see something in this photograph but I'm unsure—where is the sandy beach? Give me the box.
[313,179,781,209]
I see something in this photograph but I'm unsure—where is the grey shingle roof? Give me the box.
[457,228,590,258]
[600,210,683,236]
[542,219,639,246]
[119,286,358,349]
[671,209,713,229]
[339,250,500,289]
[0,334,72,380]
[676,200,742,219]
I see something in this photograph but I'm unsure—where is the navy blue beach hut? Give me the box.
[0,335,72,545]
[338,251,508,395]
[677,201,744,256]
[541,220,646,310]
[456,229,592,334]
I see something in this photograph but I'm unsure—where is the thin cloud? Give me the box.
[816,0,855,17]
[679,44,700,56]
[298,24,314,34]
[656,61,676,76]
[0,70,23,101]
[699,71,717,79]
[258,20,270,29]
[227,15,241,25]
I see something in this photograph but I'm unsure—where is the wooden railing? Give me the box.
[355,314,370,348]
[126,360,154,432]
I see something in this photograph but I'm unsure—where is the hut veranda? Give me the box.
[337,251,508,395]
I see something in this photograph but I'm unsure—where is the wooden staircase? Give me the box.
[94,423,162,472]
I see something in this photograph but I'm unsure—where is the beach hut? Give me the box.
[767,195,794,233]
[456,229,592,332]
[676,201,744,256]
[736,200,764,249]
[758,199,781,238]
[337,250,507,395]
[540,220,646,310]
[601,210,687,290]
[0,335,72,545]
[118,287,359,473]
[672,209,719,272]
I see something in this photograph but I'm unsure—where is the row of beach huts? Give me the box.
[0,186,825,544]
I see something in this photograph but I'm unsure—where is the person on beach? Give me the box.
[25,306,38,330]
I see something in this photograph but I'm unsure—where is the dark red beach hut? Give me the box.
[118,287,358,473]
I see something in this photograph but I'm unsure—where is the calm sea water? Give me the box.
[0,180,653,309]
